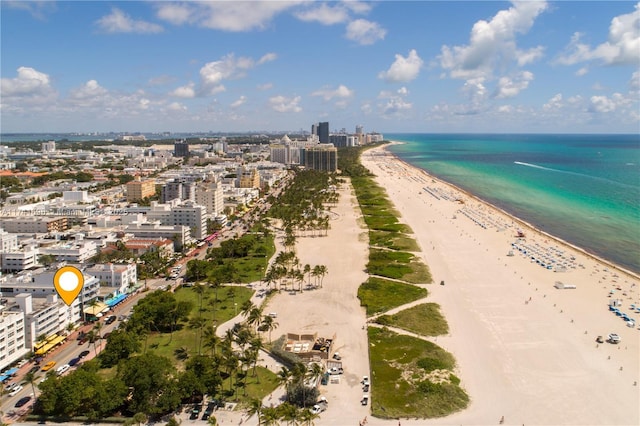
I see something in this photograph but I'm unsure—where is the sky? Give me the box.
[1,1,639,134]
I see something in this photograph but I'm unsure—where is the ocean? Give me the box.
[385,134,640,274]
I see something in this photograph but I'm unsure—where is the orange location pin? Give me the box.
[53,266,84,305]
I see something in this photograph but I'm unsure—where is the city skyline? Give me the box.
[1,1,639,134]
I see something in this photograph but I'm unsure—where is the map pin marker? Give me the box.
[54,266,84,305]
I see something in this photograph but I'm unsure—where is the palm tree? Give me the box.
[303,264,311,287]
[246,398,264,426]
[188,316,207,355]
[259,315,278,343]
[247,306,263,333]
[318,265,328,288]
[22,370,39,401]
[202,325,220,356]
[240,300,255,319]
[311,265,321,288]
[277,367,293,401]
[260,406,280,426]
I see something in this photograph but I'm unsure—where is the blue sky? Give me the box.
[1,1,639,134]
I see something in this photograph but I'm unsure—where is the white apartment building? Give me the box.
[42,141,56,153]
[0,306,28,370]
[63,190,90,203]
[195,180,224,218]
[0,230,18,252]
[124,222,191,250]
[147,201,207,240]
[85,263,137,296]
[39,237,98,263]
[1,270,100,312]
[1,245,38,272]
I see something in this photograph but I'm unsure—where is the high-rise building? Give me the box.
[41,141,56,153]
[161,179,196,203]
[174,139,190,158]
[317,122,329,143]
[304,144,338,172]
[355,125,363,135]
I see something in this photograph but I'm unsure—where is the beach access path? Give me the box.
[359,143,639,426]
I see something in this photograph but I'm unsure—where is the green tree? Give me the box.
[99,329,142,368]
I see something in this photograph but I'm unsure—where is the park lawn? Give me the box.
[222,366,280,406]
[145,285,254,360]
[375,303,449,336]
[358,277,428,316]
[368,327,468,419]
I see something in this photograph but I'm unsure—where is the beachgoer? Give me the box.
[500,415,505,424]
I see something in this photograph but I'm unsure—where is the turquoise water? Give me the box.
[386,134,640,274]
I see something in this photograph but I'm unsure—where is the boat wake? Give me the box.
[513,161,635,189]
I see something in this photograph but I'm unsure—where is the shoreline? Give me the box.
[383,140,640,282]
[360,143,639,425]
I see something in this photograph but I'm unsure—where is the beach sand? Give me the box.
[239,142,638,426]
[358,143,639,425]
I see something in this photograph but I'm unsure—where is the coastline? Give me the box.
[384,140,640,282]
[359,143,639,425]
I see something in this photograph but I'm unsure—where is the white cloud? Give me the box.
[268,95,302,113]
[556,3,640,66]
[231,96,247,108]
[516,46,545,66]
[69,80,108,100]
[155,3,193,25]
[258,53,278,65]
[1,66,54,98]
[439,1,547,79]
[589,95,618,113]
[257,83,273,91]
[157,1,303,32]
[576,67,589,77]
[170,82,196,99]
[377,86,412,117]
[543,93,563,110]
[96,8,163,34]
[589,93,633,113]
[195,53,271,96]
[3,1,56,20]
[346,19,386,45]
[461,77,488,104]
[630,71,640,91]
[378,49,423,83]
[494,71,534,98]
[167,102,187,112]
[295,3,350,25]
[311,84,354,101]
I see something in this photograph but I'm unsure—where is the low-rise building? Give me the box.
[0,216,68,234]
[85,263,137,297]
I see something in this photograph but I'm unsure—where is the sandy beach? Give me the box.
[208,142,639,426]
[357,143,639,425]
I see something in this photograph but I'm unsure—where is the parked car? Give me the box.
[190,405,202,420]
[310,404,325,414]
[5,382,19,392]
[202,402,216,421]
[105,315,117,325]
[8,385,23,396]
[41,361,56,371]
[361,394,369,406]
[78,350,90,358]
[68,357,81,367]
[14,396,31,407]
[56,364,70,375]
[608,333,621,344]
[332,352,341,360]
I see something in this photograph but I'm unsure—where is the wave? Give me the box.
[514,161,636,190]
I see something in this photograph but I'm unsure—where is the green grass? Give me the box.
[358,277,428,316]
[368,327,468,419]
[145,285,254,360]
[369,231,421,252]
[375,303,449,336]
[367,249,431,283]
[220,366,280,405]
